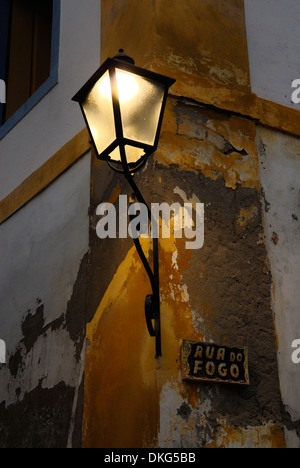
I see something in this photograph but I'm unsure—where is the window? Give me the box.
[0,0,60,137]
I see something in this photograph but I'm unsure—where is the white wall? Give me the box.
[0,0,100,446]
[244,0,300,109]
[245,1,300,447]
[0,0,100,199]
[257,128,300,447]
[0,154,90,402]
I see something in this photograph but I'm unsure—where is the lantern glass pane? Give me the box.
[82,70,116,155]
[109,145,145,164]
[116,69,165,146]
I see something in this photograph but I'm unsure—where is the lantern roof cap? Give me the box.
[72,52,175,104]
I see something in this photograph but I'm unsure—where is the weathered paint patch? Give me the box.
[205,421,286,448]
[236,206,259,228]
[158,386,285,448]
[0,253,88,447]
[157,98,259,190]
[101,0,254,117]
[0,382,75,448]
[257,126,300,446]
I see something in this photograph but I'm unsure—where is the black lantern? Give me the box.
[72,49,175,173]
[73,50,176,357]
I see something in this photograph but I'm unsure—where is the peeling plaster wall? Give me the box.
[244,0,300,448]
[83,97,285,449]
[0,155,90,447]
[1,0,299,450]
[81,0,300,449]
[101,0,254,116]
[0,0,100,447]
[257,128,300,447]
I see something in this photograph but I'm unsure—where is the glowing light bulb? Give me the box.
[116,70,139,102]
[96,70,139,103]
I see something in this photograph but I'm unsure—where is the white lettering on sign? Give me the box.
[182,340,249,385]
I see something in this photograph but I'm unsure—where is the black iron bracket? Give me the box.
[119,146,162,358]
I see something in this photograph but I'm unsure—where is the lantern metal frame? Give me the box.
[72,51,175,174]
[72,51,176,357]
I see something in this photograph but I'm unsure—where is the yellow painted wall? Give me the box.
[101,0,253,113]
[82,0,286,448]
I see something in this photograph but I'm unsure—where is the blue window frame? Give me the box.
[0,0,60,140]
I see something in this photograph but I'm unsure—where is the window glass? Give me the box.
[0,0,58,132]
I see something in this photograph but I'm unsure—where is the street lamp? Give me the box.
[72,50,176,357]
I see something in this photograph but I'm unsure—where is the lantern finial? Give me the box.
[113,49,135,65]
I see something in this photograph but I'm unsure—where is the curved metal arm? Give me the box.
[120,146,161,358]
[129,212,160,340]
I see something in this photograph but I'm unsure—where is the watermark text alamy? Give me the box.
[0,79,6,104]
[96,195,204,250]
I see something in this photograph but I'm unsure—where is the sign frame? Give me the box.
[181,340,250,386]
